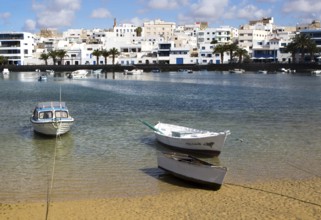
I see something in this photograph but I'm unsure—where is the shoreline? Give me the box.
[1,177,320,219]
[1,63,321,74]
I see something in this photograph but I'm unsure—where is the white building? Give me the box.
[0,32,36,65]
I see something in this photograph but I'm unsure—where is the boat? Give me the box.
[68,69,88,79]
[46,69,55,75]
[229,69,245,74]
[280,68,296,73]
[257,70,267,74]
[311,70,321,75]
[124,69,143,75]
[2,68,9,75]
[30,101,74,136]
[151,69,161,73]
[140,120,230,156]
[38,73,47,81]
[157,152,227,188]
[178,69,193,73]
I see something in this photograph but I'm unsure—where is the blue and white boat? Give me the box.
[30,101,74,136]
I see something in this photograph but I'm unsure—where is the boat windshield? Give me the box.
[39,111,53,119]
[55,110,68,118]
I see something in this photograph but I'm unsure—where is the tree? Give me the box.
[306,40,319,62]
[284,42,297,63]
[213,44,227,64]
[92,49,102,65]
[225,42,239,63]
[101,49,110,65]
[135,27,142,37]
[285,34,318,63]
[48,50,58,65]
[210,39,218,45]
[234,48,249,63]
[39,53,50,65]
[109,47,120,65]
[0,56,8,65]
[56,49,67,65]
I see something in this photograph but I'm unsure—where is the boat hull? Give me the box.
[158,152,227,187]
[31,119,74,136]
[154,123,230,156]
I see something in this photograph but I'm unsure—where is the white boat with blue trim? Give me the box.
[30,101,74,136]
[140,120,230,156]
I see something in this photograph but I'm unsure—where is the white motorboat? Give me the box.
[311,70,321,76]
[158,152,227,188]
[229,69,245,74]
[68,69,88,79]
[124,69,143,75]
[2,68,9,75]
[141,120,230,156]
[30,101,74,136]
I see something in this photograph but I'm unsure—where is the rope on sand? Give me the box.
[225,182,321,208]
[45,134,61,220]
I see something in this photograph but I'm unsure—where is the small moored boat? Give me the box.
[158,152,227,188]
[229,69,245,74]
[68,69,88,79]
[140,120,230,156]
[124,69,143,75]
[30,101,74,136]
[2,68,10,75]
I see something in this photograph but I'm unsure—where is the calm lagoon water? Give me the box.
[0,70,320,202]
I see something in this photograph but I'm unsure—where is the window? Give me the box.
[39,111,53,119]
[55,111,68,118]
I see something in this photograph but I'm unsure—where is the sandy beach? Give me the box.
[1,178,320,220]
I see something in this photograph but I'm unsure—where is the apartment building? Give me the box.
[144,19,176,41]
[0,32,35,65]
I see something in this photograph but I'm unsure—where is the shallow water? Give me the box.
[0,71,320,202]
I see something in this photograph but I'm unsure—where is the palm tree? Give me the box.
[234,48,248,63]
[135,27,142,37]
[39,53,50,65]
[48,50,58,65]
[292,34,313,62]
[109,47,120,65]
[0,55,8,65]
[213,44,227,64]
[56,49,67,65]
[306,40,319,62]
[225,43,239,63]
[101,49,110,65]
[92,49,102,65]
[284,42,297,63]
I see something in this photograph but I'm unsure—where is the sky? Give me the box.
[0,0,321,33]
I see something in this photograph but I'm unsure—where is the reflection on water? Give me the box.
[0,71,321,202]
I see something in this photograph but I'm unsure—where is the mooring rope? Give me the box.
[225,182,321,208]
[45,134,61,220]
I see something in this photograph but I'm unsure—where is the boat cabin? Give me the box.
[32,102,70,120]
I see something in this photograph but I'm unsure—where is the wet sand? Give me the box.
[1,178,320,220]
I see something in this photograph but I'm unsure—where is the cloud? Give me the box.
[189,0,229,21]
[281,0,321,23]
[234,4,271,20]
[146,0,188,10]
[129,17,148,26]
[91,8,112,18]
[0,12,11,24]
[23,19,37,32]
[282,0,321,13]
[31,0,81,30]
